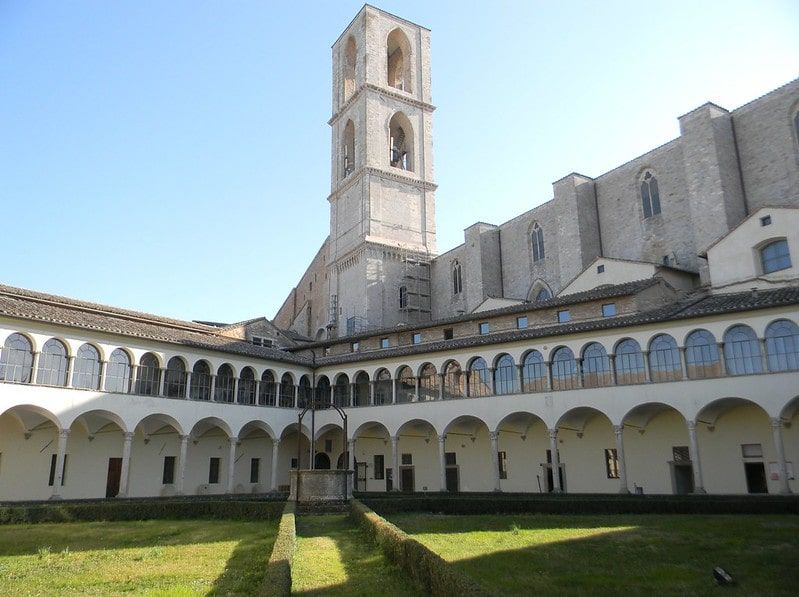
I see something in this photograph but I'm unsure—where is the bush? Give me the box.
[350,499,490,597]
[0,498,285,525]
[354,492,799,516]
[262,501,296,597]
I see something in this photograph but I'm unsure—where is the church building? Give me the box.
[1,5,798,501]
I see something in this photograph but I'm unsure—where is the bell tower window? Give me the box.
[343,36,356,102]
[389,112,414,171]
[387,28,412,92]
[342,120,355,178]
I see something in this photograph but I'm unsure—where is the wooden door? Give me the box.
[400,466,415,492]
[106,458,122,498]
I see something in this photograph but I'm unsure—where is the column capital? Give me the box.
[348,438,356,446]
[58,428,71,439]
[179,434,190,442]
[390,435,399,444]
[228,436,239,445]
[687,420,697,432]
[438,434,446,444]
[122,431,135,441]
[489,431,499,442]
[770,417,785,430]
[548,428,558,440]
[612,424,624,436]
[272,438,281,446]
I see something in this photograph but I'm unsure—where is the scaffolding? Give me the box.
[399,255,431,326]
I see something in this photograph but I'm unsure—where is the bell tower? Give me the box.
[327,6,436,336]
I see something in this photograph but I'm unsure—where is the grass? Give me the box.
[0,519,277,595]
[292,514,421,596]
[388,513,799,596]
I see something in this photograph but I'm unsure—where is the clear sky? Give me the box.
[1,1,797,323]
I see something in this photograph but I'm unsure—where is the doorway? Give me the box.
[544,464,565,492]
[106,458,122,498]
[445,466,459,492]
[400,466,415,492]
[744,462,768,493]
[670,462,695,494]
[314,452,331,469]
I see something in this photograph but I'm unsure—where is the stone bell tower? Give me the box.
[327,6,437,337]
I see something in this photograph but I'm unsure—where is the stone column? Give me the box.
[548,428,561,493]
[488,367,496,394]
[438,434,446,492]
[687,420,706,493]
[50,429,70,499]
[98,360,107,391]
[370,381,375,406]
[274,381,281,407]
[642,351,651,382]
[489,431,501,492]
[158,368,167,396]
[270,439,280,491]
[716,343,727,376]
[185,371,193,399]
[575,359,583,388]
[770,417,792,495]
[176,434,189,495]
[545,361,554,391]
[232,377,239,404]
[391,378,397,404]
[226,437,238,494]
[613,425,629,494]
[678,347,688,380]
[414,376,421,401]
[210,375,217,401]
[129,364,138,393]
[438,373,445,400]
[391,435,400,491]
[30,351,41,382]
[516,364,524,394]
[348,439,355,471]
[759,339,770,372]
[608,355,617,385]
[118,431,134,497]
[66,356,76,387]
[350,383,356,407]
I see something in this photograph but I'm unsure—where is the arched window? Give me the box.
[551,347,578,390]
[396,366,415,403]
[315,375,331,406]
[73,343,101,390]
[521,350,547,392]
[794,110,799,145]
[37,338,69,387]
[136,353,161,396]
[297,375,312,408]
[640,171,661,219]
[164,357,187,398]
[452,261,463,295]
[333,374,349,407]
[258,370,276,406]
[104,348,131,393]
[582,343,611,387]
[238,367,257,405]
[374,369,392,405]
[386,28,411,92]
[443,361,464,399]
[494,354,517,395]
[354,372,370,406]
[615,339,646,385]
[215,364,235,403]
[280,373,296,408]
[0,333,33,383]
[191,361,212,401]
[399,285,408,309]
[765,319,799,372]
[342,119,355,178]
[648,334,682,382]
[723,325,763,375]
[536,287,551,301]
[418,364,438,401]
[389,112,413,171]
[467,357,492,397]
[343,36,356,101]
[760,239,792,274]
[684,330,721,379]
[531,224,545,262]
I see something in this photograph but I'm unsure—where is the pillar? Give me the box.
[210,375,217,401]
[716,343,727,376]
[98,360,107,391]
[274,380,281,407]
[185,371,193,399]
[516,364,524,393]
[414,376,420,401]
[488,367,496,394]
[176,434,189,495]
[613,425,629,494]
[391,378,397,404]
[66,356,75,387]
[129,364,138,393]
[608,355,617,385]
[489,431,501,492]
[391,435,400,491]
[348,439,355,471]
[546,361,554,390]
[770,417,792,495]
[50,429,70,499]
[30,351,41,382]
[686,420,706,494]
[678,347,689,380]
[548,428,562,493]
[226,436,238,494]
[438,373,445,400]
[270,439,280,491]
[642,351,651,382]
[759,339,770,372]
[575,359,583,388]
[370,381,375,405]
[158,367,166,396]
[438,434,446,492]
[118,431,134,497]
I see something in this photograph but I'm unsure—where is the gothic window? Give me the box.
[136,353,161,396]
[640,171,661,219]
[581,342,612,387]
[765,319,799,372]
[389,112,414,171]
[399,285,408,308]
[191,360,212,401]
[418,364,438,401]
[614,339,646,385]
[648,334,681,382]
[238,367,257,405]
[452,261,463,295]
[536,287,551,301]
[794,110,799,145]
[760,239,792,274]
[0,333,33,383]
[314,375,330,405]
[297,375,312,408]
[342,119,355,178]
[494,354,517,395]
[551,347,578,390]
[343,36,356,101]
[531,224,545,262]
[521,350,547,392]
[164,357,187,398]
[684,330,721,379]
[443,361,464,399]
[354,372,370,406]
[280,373,295,408]
[396,366,415,403]
[333,374,349,407]
[386,28,411,92]
[215,364,235,403]
[467,357,491,397]
[374,369,392,405]
[723,325,762,375]
[37,338,69,387]
[72,343,101,390]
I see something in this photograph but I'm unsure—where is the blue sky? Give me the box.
[1,1,797,323]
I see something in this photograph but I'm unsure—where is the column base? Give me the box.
[116,492,128,499]
[48,494,63,501]
[692,487,707,494]
[779,488,793,495]
[493,488,503,493]
[618,487,630,494]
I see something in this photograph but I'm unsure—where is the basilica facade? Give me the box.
[1,6,798,501]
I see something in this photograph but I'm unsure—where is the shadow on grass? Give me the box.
[387,513,799,595]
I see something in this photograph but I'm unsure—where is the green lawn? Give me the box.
[389,513,799,596]
[0,519,277,596]
[292,514,420,596]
